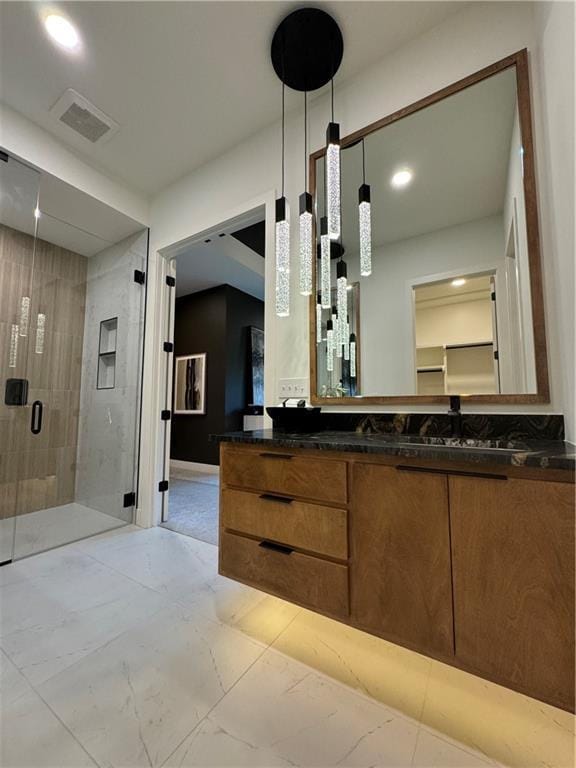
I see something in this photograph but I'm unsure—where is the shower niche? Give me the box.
[97,317,118,389]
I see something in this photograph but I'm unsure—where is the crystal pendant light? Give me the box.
[333,303,342,359]
[326,318,334,372]
[359,139,372,276]
[299,92,313,296]
[326,81,341,241]
[320,217,331,308]
[316,293,323,344]
[336,260,347,353]
[275,196,290,317]
[350,333,357,378]
[343,315,350,361]
[275,83,290,317]
[19,296,30,337]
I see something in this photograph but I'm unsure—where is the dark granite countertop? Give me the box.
[213,429,576,472]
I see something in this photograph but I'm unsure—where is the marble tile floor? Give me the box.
[0,525,573,768]
[0,502,127,562]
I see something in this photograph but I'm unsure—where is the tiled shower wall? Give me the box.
[75,230,147,521]
[0,223,87,519]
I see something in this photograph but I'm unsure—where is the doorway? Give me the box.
[159,206,266,545]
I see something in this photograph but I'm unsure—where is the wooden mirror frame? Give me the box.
[309,49,550,406]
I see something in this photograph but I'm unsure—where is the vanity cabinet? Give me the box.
[350,464,454,658]
[450,476,575,712]
[219,445,350,620]
[219,442,575,711]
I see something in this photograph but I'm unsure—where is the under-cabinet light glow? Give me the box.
[451,278,466,287]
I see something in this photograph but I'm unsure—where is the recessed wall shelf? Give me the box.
[97,317,117,389]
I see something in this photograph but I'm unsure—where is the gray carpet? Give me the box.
[161,478,219,545]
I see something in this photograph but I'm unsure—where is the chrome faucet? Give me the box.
[448,395,463,438]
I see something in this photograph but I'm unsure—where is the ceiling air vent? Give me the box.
[50,89,119,144]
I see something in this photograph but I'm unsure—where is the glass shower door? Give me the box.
[0,155,40,563]
[11,211,147,560]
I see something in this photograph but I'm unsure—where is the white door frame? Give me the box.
[135,190,276,529]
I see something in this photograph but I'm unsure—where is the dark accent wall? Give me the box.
[171,285,264,465]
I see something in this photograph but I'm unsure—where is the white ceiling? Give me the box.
[415,275,492,306]
[0,1,466,196]
[175,207,265,300]
[0,154,145,256]
[318,66,517,247]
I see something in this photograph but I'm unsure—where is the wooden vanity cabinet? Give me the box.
[350,464,454,658]
[450,476,575,712]
[219,442,575,711]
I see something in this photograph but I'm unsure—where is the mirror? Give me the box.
[311,50,548,404]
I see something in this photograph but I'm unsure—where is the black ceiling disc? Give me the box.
[271,8,344,92]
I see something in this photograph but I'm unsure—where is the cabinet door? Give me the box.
[450,476,575,711]
[351,464,454,657]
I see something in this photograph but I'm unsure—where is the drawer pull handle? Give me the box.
[259,452,293,460]
[258,540,293,555]
[396,465,507,481]
[259,494,293,504]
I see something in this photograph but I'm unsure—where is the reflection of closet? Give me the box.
[416,342,497,395]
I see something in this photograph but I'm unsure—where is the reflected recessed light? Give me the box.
[34,207,41,219]
[391,169,413,188]
[44,14,80,50]
[451,278,466,287]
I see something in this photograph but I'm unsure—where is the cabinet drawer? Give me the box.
[221,488,347,560]
[220,531,349,618]
[221,448,347,505]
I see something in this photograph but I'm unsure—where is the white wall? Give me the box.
[0,104,149,226]
[416,299,493,350]
[344,214,504,395]
[148,1,575,428]
[532,1,575,440]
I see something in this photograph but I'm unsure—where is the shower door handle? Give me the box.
[30,400,43,434]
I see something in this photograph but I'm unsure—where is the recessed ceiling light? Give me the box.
[451,278,466,287]
[391,169,413,189]
[44,14,80,50]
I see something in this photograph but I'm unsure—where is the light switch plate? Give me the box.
[278,378,309,399]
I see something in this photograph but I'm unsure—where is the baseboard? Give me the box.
[170,459,220,474]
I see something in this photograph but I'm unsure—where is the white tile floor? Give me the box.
[0,503,126,562]
[0,525,571,768]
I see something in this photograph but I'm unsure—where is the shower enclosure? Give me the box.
[0,153,147,562]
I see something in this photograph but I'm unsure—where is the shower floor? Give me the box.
[0,503,126,562]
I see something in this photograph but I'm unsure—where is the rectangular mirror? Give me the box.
[310,50,549,404]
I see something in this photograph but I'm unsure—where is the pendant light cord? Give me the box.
[362,138,366,185]
[304,91,308,193]
[331,78,334,122]
[281,81,285,197]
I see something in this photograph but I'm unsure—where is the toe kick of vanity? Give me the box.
[218,441,575,713]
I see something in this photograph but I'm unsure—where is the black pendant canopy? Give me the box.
[271,8,344,92]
